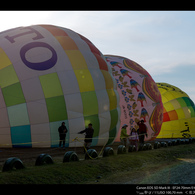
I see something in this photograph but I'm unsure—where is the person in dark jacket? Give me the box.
[58,122,68,148]
[78,123,94,153]
[137,120,148,144]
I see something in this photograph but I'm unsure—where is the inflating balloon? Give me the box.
[105,55,163,141]
[0,25,120,147]
[156,83,195,138]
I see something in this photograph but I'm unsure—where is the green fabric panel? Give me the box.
[0,65,19,88]
[177,97,187,107]
[81,91,98,116]
[183,97,193,107]
[39,73,63,98]
[109,109,118,130]
[188,98,195,109]
[84,114,100,146]
[106,127,117,145]
[106,109,119,145]
[189,106,195,117]
[45,96,68,122]
[2,82,26,107]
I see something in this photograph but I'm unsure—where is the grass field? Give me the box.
[0,142,195,184]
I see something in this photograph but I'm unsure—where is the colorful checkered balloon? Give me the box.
[156,83,195,138]
[0,25,120,147]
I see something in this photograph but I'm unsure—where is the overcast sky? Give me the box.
[1,11,195,102]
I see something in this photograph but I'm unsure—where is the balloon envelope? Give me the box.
[156,83,195,138]
[105,55,163,141]
[0,25,120,147]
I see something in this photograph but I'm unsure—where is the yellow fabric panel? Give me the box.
[0,48,12,70]
[163,101,175,112]
[56,36,78,50]
[101,70,114,90]
[158,120,181,138]
[65,50,88,70]
[74,69,95,92]
[175,108,185,120]
[158,123,177,138]
[161,95,170,103]
[169,90,185,99]
[163,91,177,101]
[159,118,194,138]
[107,89,117,110]
[158,88,167,95]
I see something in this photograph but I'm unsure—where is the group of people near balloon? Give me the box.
[58,122,94,153]
[58,120,147,153]
[120,120,148,151]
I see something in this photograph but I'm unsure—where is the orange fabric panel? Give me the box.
[168,110,178,121]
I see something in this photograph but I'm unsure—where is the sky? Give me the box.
[0,11,195,102]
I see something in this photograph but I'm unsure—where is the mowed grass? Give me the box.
[0,143,195,184]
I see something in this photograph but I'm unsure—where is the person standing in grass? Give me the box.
[120,124,129,147]
[129,128,139,151]
[137,120,148,144]
[78,123,94,153]
[58,122,68,148]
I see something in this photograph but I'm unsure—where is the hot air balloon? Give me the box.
[105,55,163,141]
[156,83,195,138]
[0,25,120,148]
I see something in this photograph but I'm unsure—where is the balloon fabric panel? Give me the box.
[56,36,79,50]
[81,91,99,116]
[65,51,88,69]
[39,73,64,98]
[45,96,68,122]
[2,82,25,107]
[0,65,19,88]
[11,125,31,148]
[74,69,95,92]
[0,48,12,69]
